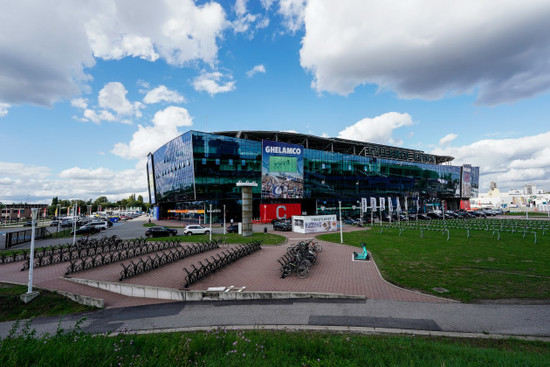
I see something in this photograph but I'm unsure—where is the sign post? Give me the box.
[339,201,343,243]
[209,204,212,241]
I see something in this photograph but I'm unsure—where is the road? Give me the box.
[1,298,549,339]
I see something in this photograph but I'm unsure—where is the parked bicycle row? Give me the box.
[0,235,131,265]
[119,239,223,281]
[184,241,262,288]
[278,239,321,279]
[23,238,179,271]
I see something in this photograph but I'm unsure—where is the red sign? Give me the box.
[460,200,471,210]
[260,203,301,223]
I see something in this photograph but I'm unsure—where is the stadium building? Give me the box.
[147,131,479,222]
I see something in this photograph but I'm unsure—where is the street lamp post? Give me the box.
[57,204,61,233]
[20,208,40,303]
[72,201,77,245]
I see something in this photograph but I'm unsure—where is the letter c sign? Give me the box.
[276,205,287,219]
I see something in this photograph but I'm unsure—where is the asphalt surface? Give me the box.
[1,298,549,339]
[1,216,233,250]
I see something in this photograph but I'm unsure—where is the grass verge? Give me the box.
[1,327,548,366]
[318,227,550,302]
[148,232,286,245]
[0,283,98,322]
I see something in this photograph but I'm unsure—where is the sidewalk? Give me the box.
[0,223,449,309]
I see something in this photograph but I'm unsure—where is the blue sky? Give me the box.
[2,0,550,204]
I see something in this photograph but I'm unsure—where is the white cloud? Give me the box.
[246,64,266,78]
[193,71,236,95]
[0,160,148,204]
[111,106,193,161]
[432,132,550,192]
[300,0,550,105]
[231,0,270,35]
[278,0,307,33]
[71,98,88,110]
[0,1,227,108]
[143,85,185,104]
[439,133,458,146]
[338,112,414,145]
[261,0,276,11]
[0,1,94,107]
[86,0,227,66]
[83,109,116,124]
[98,82,143,117]
[0,103,10,117]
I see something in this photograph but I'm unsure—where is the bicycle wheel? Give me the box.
[296,264,309,278]
[314,244,323,252]
[281,265,292,278]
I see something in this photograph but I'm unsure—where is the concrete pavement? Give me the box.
[1,215,549,339]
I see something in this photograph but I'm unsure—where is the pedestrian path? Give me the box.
[0,223,450,308]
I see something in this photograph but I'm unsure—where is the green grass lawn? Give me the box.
[506,211,550,217]
[0,283,98,322]
[318,227,550,302]
[1,326,548,366]
[147,232,286,245]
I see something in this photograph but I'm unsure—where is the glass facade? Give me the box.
[152,131,195,203]
[149,131,477,218]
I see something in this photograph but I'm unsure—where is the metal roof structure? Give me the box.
[214,130,454,165]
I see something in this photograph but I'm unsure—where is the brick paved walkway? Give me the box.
[0,226,450,308]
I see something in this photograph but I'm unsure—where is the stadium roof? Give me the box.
[214,130,454,165]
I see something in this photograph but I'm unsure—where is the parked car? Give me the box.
[427,211,443,219]
[88,220,109,230]
[182,224,210,236]
[50,220,59,226]
[23,221,33,227]
[417,213,430,220]
[60,219,73,227]
[145,226,178,238]
[227,224,239,233]
[71,224,100,236]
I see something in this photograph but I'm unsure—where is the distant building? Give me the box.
[472,182,549,211]
[1,203,48,222]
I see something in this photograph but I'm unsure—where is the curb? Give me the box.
[64,277,365,302]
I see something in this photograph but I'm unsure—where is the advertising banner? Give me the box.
[388,197,393,213]
[370,197,377,211]
[292,215,338,234]
[260,203,301,223]
[361,198,367,213]
[261,140,304,199]
[379,197,385,210]
[461,164,472,198]
[404,196,408,212]
[396,197,401,213]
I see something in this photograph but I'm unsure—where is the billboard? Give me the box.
[261,140,304,199]
[461,164,472,198]
[260,203,301,223]
[292,215,338,234]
